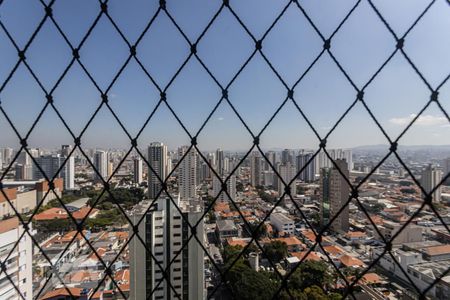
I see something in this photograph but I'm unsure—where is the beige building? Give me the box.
[320,159,350,233]
[0,178,63,218]
[376,220,422,245]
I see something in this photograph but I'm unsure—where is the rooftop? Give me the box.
[0,217,19,234]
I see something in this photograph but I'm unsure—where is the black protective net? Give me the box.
[0,0,450,299]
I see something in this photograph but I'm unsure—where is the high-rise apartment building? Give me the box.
[64,156,75,190]
[148,142,168,199]
[265,151,276,171]
[16,152,33,180]
[15,164,33,181]
[1,148,14,167]
[178,146,197,200]
[250,151,262,187]
[421,164,442,203]
[296,152,315,182]
[93,150,108,182]
[212,174,236,202]
[0,218,33,299]
[319,159,350,233]
[61,144,72,157]
[281,149,294,165]
[342,149,353,171]
[277,163,296,200]
[215,148,224,175]
[60,145,75,189]
[129,197,204,300]
[134,157,143,184]
[315,149,352,174]
[33,154,74,190]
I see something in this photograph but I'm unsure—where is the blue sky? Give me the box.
[0,0,449,151]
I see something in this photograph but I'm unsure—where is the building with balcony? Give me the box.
[0,217,33,300]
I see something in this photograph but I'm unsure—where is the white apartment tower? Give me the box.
[129,197,204,300]
[148,142,168,199]
[213,174,236,202]
[265,151,276,171]
[64,156,75,190]
[421,164,442,203]
[93,150,108,181]
[178,146,198,200]
[277,163,296,200]
[0,218,33,300]
[16,152,33,180]
[134,157,143,185]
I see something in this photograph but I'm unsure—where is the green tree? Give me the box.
[223,245,244,266]
[289,260,333,291]
[87,187,144,210]
[264,240,288,263]
[258,190,277,203]
[226,262,277,300]
[245,222,267,240]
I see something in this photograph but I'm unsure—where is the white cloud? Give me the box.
[217,117,224,121]
[389,114,449,126]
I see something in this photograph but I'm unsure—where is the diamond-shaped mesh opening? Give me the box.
[1,1,450,299]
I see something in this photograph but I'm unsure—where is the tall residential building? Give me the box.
[213,174,236,202]
[1,148,14,166]
[148,142,168,199]
[444,157,450,176]
[64,156,75,190]
[0,218,33,299]
[277,163,296,200]
[61,144,72,157]
[134,157,143,184]
[223,157,230,174]
[16,152,33,180]
[319,159,350,233]
[17,151,32,166]
[33,154,74,190]
[15,164,33,181]
[178,146,197,200]
[93,150,108,182]
[281,149,294,165]
[215,148,224,175]
[250,151,262,187]
[166,155,173,176]
[315,149,352,174]
[421,164,442,203]
[342,149,353,171]
[296,152,315,182]
[107,160,114,177]
[60,145,75,189]
[129,197,204,300]
[265,151,276,171]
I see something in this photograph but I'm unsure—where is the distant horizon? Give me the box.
[3,143,450,153]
